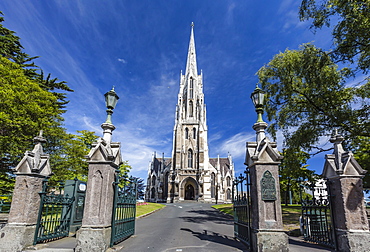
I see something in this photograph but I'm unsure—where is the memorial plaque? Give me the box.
[261,170,276,201]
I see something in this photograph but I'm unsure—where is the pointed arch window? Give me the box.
[152,175,156,186]
[193,128,196,139]
[188,149,193,168]
[189,78,194,99]
[185,128,189,139]
[227,188,231,200]
[227,176,231,187]
[189,101,193,117]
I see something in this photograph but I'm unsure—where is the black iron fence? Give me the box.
[233,170,252,250]
[301,181,336,250]
[34,180,75,244]
[110,173,137,247]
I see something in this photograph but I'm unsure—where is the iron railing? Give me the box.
[301,180,336,250]
[110,173,137,247]
[34,180,75,244]
[233,170,252,250]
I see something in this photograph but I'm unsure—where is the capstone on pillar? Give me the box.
[322,131,370,252]
[0,131,52,252]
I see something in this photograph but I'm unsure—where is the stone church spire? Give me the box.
[185,22,198,77]
[146,24,235,204]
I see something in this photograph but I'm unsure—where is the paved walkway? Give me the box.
[23,203,334,252]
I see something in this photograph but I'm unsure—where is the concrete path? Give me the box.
[23,202,335,252]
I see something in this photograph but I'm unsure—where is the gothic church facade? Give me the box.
[145,24,234,203]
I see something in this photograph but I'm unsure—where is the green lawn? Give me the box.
[212,203,233,215]
[136,203,165,217]
[212,203,302,233]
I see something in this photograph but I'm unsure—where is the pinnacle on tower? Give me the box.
[185,22,198,77]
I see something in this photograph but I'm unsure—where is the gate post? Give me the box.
[0,131,52,251]
[322,131,370,251]
[76,88,122,252]
[245,86,288,251]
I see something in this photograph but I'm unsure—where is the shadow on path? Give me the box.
[180,228,248,251]
[179,209,233,225]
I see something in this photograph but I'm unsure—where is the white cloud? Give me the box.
[215,132,255,159]
[118,58,127,64]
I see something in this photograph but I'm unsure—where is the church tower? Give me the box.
[145,24,234,204]
[168,23,210,202]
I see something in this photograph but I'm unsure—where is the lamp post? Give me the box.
[250,84,267,143]
[104,87,119,124]
[250,84,265,123]
[102,87,119,143]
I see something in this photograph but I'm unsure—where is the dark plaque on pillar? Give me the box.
[261,170,276,201]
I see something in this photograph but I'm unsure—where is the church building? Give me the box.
[145,24,234,203]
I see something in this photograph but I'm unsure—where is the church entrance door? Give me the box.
[185,184,195,200]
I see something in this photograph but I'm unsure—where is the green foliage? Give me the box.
[259,1,370,186]
[49,131,98,185]
[119,161,132,177]
[351,136,370,188]
[0,12,73,107]
[300,0,370,72]
[0,12,74,191]
[0,56,60,170]
[279,148,317,205]
[257,44,369,151]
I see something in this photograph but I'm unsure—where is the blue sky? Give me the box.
[1,0,335,181]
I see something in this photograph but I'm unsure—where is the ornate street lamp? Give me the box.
[250,84,265,123]
[104,87,120,124]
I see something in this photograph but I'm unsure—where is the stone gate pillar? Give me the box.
[0,132,52,251]
[322,132,370,251]
[245,122,289,252]
[76,88,121,252]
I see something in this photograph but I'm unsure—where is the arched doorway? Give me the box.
[181,177,198,200]
[185,184,195,200]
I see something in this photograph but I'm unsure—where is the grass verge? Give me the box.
[136,202,165,217]
[212,203,302,234]
[212,203,233,215]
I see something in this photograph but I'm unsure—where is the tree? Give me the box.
[0,12,73,108]
[279,148,316,205]
[257,44,370,186]
[119,161,132,177]
[133,177,146,200]
[299,0,370,72]
[49,130,98,184]
[0,56,61,192]
[0,12,73,191]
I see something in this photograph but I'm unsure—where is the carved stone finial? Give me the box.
[13,131,52,177]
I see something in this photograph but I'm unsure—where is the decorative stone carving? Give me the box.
[13,131,52,177]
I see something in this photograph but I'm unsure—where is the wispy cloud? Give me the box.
[118,58,127,64]
[214,132,255,159]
